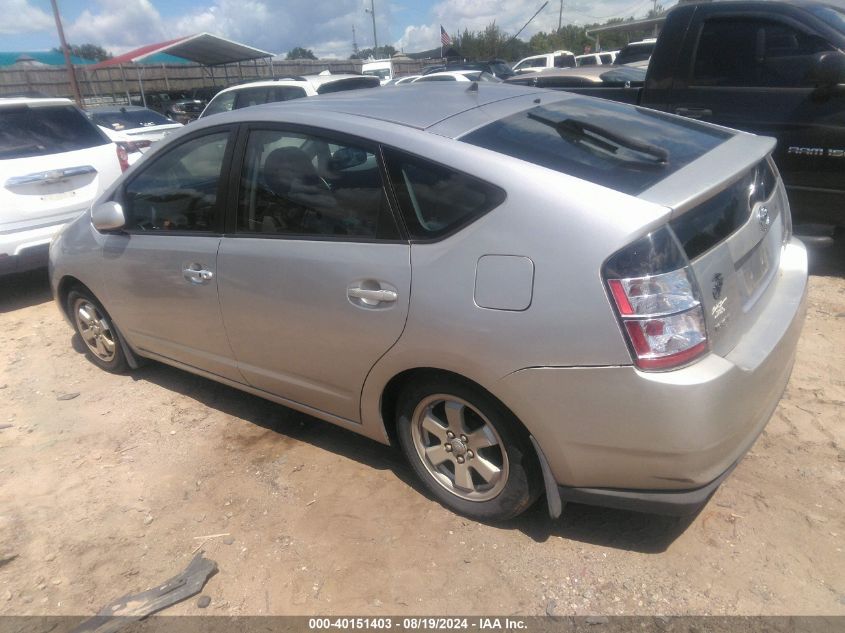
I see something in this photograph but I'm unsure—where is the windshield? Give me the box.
[0,105,108,159]
[616,42,655,65]
[460,98,731,195]
[810,5,845,34]
[364,68,391,80]
[90,109,174,130]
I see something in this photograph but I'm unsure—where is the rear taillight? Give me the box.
[116,144,130,172]
[604,227,707,371]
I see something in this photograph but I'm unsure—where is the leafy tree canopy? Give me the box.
[52,43,111,62]
[286,47,317,60]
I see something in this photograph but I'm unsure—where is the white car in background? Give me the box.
[87,105,182,165]
[362,59,393,85]
[576,51,617,66]
[386,75,422,85]
[0,97,123,275]
[200,74,381,119]
[512,50,577,74]
[412,71,501,83]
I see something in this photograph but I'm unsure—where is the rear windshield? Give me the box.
[90,109,174,130]
[0,105,108,159]
[316,77,380,94]
[461,98,731,195]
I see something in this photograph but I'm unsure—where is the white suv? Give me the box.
[0,97,123,275]
[512,50,577,74]
[200,74,381,119]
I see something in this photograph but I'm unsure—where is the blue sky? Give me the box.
[1,0,669,58]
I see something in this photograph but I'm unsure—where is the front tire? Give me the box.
[67,288,128,373]
[396,376,541,521]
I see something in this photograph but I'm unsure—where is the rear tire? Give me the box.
[396,375,542,521]
[67,288,128,373]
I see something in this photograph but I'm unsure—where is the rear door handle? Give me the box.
[347,287,398,303]
[675,107,713,119]
[183,265,214,284]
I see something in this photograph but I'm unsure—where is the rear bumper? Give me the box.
[0,211,81,275]
[0,244,50,275]
[498,240,808,509]
[556,457,740,516]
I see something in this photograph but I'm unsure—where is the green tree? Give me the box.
[52,43,111,61]
[286,47,317,60]
[350,45,397,60]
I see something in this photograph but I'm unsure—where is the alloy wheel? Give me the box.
[74,299,117,362]
[410,394,509,502]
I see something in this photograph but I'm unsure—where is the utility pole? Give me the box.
[365,0,378,57]
[558,0,563,31]
[50,0,83,106]
[352,24,359,57]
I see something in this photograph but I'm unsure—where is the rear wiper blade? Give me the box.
[528,113,669,166]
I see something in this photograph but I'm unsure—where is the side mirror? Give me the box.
[812,51,845,88]
[328,147,367,171]
[92,201,126,231]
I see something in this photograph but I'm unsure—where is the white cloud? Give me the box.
[395,0,673,54]
[63,0,397,59]
[0,0,54,35]
[13,0,672,59]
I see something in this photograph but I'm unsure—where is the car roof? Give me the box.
[0,97,74,108]
[215,74,372,95]
[211,83,546,133]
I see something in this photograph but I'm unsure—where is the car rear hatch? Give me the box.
[457,93,784,360]
[1,102,117,237]
[639,133,785,357]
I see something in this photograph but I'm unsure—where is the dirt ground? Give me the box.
[0,246,843,618]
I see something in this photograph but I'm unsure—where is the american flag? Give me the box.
[440,25,452,46]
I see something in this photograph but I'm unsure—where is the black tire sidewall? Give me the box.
[67,289,127,373]
[396,376,541,521]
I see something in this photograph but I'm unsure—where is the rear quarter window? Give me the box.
[383,148,505,240]
[0,105,108,159]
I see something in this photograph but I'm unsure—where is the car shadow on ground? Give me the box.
[0,269,53,314]
[807,240,845,277]
[89,357,691,554]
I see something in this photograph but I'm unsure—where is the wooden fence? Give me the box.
[0,58,439,103]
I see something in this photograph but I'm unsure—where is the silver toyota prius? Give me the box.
[49,84,808,521]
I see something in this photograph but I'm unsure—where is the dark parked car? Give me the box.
[506,65,647,90]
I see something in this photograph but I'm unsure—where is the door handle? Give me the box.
[347,287,398,303]
[675,107,713,119]
[183,265,214,284]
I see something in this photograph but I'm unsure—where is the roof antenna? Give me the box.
[467,81,479,92]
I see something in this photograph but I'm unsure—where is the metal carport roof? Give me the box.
[90,33,275,69]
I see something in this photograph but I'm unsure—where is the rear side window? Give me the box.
[692,18,833,87]
[384,149,505,240]
[0,105,108,159]
[461,99,730,195]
